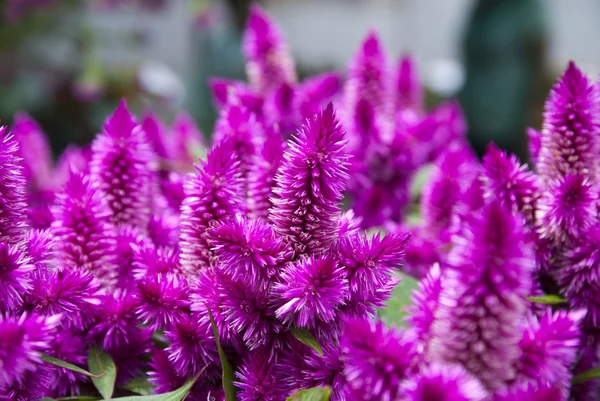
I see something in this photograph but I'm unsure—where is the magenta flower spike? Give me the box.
[46,327,89,397]
[406,263,443,357]
[341,318,417,401]
[430,200,535,390]
[147,210,179,249]
[0,128,27,244]
[273,254,348,330]
[248,125,286,220]
[0,313,59,389]
[52,170,118,287]
[481,143,541,225]
[210,215,291,290]
[493,383,564,401]
[400,364,488,401]
[527,128,542,165]
[0,242,34,314]
[208,78,264,117]
[178,141,245,273]
[234,349,287,401]
[513,310,583,396]
[269,103,349,257]
[344,30,392,118]
[10,113,53,194]
[243,5,297,94]
[24,228,54,270]
[395,54,423,114]
[52,145,90,190]
[135,273,190,330]
[295,71,341,121]
[537,62,600,183]
[131,242,182,279]
[90,100,156,228]
[537,174,596,247]
[142,111,169,160]
[170,112,205,168]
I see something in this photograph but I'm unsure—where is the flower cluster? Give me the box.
[1,5,599,401]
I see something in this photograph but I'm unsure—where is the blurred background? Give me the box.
[1,0,599,160]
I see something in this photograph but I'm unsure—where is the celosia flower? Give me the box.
[142,112,169,160]
[395,55,423,114]
[114,224,152,289]
[337,210,362,240]
[108,331,152,385]
[46,328,88,397]
[400,364,487,401]
[0,129,28,244]
[263,83,297,135]
[406,263,443,357]
[295,72,341,121]
[52,170,117,287]
[558,226,600,326]
[0,313,58,388]
[248,125,286,219]
[235,349,287,401]
[273,254,348,329]
[170,112,205,168]
[430,200,534,390]
[210,215,291,289]
[90,100,156,227]
[208,78,264,117]
[25,267,100,329]
[0,367,53,401]
[165,313,219,376]
[148,348,185,394]
[493,383,563,401]
[147,210,179,249]
[297,343,346,400]
[135,273,189,330]
[481,143,540,224]
[537,174,596,246]
[160,172,187,211]
[0,242,34,313]
[179,140,244,273]
[568,337,598,401]
[87,290,142,351]
[337,231,409,316]
[132,242,181,279]
[243,4,297,94]
[269,103,349,256]
[10,113,53,192]
[527,128,541,165]
[513,310,583,395]
[24,228,54,270]
[537,62,600,183]
[401,226,444,279]
[341,318,417,401]
[52,145,90,189]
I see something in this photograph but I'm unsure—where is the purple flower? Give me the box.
[395,54,423,114]
[298,343,346,400]
[269,103,349,257]
[493,383,564,401]
[481,143,540,225]
[90,100,156,227]
[46,328,88,397]
[165,313,219,377]
[52,145,90,189]
[0,129,27,244]
[558,226,600,326]
[147,210,179,249]
[295,72,341,121]
[430,200,534,390]
[513,310,583,396]
[417,101,468,163]
[528,128,541,165]
[114,224,152,289]
[0,367,53,401]
[337,231,409,316]
[273,254,348,329]
[263,83,298,135]
[208,78,264,117]
[210,215,291,289]
[10,113,53,194]
[341,318,417,401]
[132,242,181,279]
[407,263,443,357]
[235,349,288,401]
[0,313,58,388]
[569,337,599,401]
[135,273,189,330]
[25,268,100,329]
[243,5,296,94]
[401,226,444,279]
[24,228,54,270]
[0,242,33,314]
[400,364,487,401]
[160,172,187,210]
[179,141,245,272]
[537,62,600,183]
[142,111,169,160]
[248,125,286,219]
[537,174,596,246]
[87,290,143,351]
[52,170,118,287]
[170,112,205,168]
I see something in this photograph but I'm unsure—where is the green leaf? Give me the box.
[291,327,323,356]
[42,354,104,378]
[121,376,153,395]
[286,387,331,401]
[572,367,600,384]
[377,271,420,328]
[207,307,237,401]
[526,294,568,305]
[88,347,117,400]
[106,370,203,400]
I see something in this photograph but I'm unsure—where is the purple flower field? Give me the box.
[1,5,600,401]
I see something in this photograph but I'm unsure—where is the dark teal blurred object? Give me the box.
[459,0,547,160]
